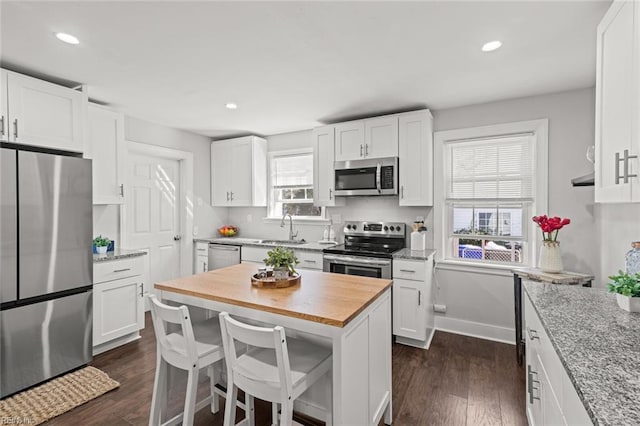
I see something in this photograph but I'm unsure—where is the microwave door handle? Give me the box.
[376,163,382,193]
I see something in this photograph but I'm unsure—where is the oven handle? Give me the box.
[323,254,391,267]
[376,162,382,193]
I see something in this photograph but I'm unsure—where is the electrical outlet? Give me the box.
[433,304,447,313]
[192,225,199,236]
[331,214,342,224]
[246,214,253,223]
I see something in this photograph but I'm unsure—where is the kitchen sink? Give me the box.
[259,239,306,245]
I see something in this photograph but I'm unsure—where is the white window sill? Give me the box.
[435,258,530,277]
[262,217,331,226]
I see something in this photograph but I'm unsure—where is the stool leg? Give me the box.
[281,399,293,426]
[246,394,255,426]
[210,364,220,414]
[183,367,199,426]
[271,402,279,426]
[224,383,238,426]
[149,353,167,426]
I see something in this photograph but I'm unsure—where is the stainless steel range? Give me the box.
[323,221,406,279]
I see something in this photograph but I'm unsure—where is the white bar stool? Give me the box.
[219,312,333,426]
[148,295,229,426]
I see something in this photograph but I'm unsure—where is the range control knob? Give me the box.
[395,226,402,232]
[383,226,389,231]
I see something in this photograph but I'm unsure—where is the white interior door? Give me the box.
[126,154,181,300]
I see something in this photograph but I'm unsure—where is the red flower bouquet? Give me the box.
[532,215,571,242]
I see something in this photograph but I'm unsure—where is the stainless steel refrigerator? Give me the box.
[0,146,93,398]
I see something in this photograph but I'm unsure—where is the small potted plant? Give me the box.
[263,246,299,280]
[93,235,111,255]
[607,271,640,312]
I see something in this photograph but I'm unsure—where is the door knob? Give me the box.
[174,235,182,241]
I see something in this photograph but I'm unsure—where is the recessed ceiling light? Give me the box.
[55,32,80,45]
[481,40,502,52]
[225,103,238,110]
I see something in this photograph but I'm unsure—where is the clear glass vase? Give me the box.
[539,241,563,273]
[625,242,640,275]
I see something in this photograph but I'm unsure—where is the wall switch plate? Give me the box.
[416,216,424,222]
[331,214,342,224]
[433,304,447,313]
[246,214,253,223]
[193,225,199,236]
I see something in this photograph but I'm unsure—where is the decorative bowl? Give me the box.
[218,225,239,237]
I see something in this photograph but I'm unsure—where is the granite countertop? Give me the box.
[193,237,335,253]
[393,248,437,261]
[93,248,147,263]
[524,282,640,425]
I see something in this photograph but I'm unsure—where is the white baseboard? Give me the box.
[435,316,515,345]
[92,332,141,356]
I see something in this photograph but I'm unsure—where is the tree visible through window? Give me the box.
[269,150,322,218]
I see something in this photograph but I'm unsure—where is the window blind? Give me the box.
[271,153,313,189]
[445,135,534,202]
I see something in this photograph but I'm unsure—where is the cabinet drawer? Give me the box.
[194,242,208,255]
[393,259,425,281]
[94,256,144,283]
[241,246,269,263]
[296,251,323,270]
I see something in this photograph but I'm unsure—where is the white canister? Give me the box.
[411,231,426,251]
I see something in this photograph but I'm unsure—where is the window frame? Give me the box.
[266,148,326,220]
[433,119,549,270]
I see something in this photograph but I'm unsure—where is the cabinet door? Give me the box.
[335,121,365,161]
[526,349,544,426]
[595,0,636,203]
[195,255,208,274]
[230,138,253,205]
[93,277,144,346]
[7,71,84,152]
[0,70,7,140]
[194,242,208,273]
[392,278,426,340]
[313,126,345,206]
[539,355,564,426]
[364,116,398,159]
[399,111,433,206]
[211,140,230,206]
[88,105,125,204]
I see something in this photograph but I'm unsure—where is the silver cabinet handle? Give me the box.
[303,259,317,263]
[0,115,4,136]
[365,144,369,157]
[230,191,234,201]
[114,268,131,273]
[624,149,638,183]
[226,191,229,201]
[209,245,239,251]
[418,290,422,306]
[401,185,404,199]
[527,365,540,404]
[360,144,363,157]
[196,248,207,252]
[119,184,124,197]
[615,152,623,184]
[527,328,539,340]
[399,269,416,273]
[139,283,144,297]
[13,119,18,139]
[329,188,333,200]
[203,262,207,272]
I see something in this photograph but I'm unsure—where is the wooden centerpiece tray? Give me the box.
[251,273,301,288]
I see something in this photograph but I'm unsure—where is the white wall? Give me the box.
[92,116,227,245]
[598,204,640,284]
[431,87,597,342]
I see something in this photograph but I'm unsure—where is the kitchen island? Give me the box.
[155,263,393,425]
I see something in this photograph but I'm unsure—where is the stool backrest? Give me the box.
[219,312,293,403]
[149,295,198,369]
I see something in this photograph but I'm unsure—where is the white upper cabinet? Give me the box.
[3,70,85,153]
[334,120,365,161]
[0,70,7,140]
[595,0,640,203]
[364,115,398,158]
[87,104,125,204]
[211,136,267,207]
[399,110,433,206]
[313,125,345,207]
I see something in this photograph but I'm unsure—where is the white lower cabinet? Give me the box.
[392,255,435,348]
[525,293,592,426]
[194,242,209,273]
[93,256,145,355]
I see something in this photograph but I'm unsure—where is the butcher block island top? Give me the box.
[154,263,392,327]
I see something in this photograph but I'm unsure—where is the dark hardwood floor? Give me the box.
[47,314,526,426]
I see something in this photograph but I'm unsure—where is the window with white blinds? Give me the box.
[268,150,322,218]
[444,134,536,265]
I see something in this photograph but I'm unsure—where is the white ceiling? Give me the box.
[0,1,610,138]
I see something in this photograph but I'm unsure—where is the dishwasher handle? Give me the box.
[208,244,240,251]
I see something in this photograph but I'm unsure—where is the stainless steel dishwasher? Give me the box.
[208,243,241,270]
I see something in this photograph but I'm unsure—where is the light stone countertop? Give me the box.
[93,248,147,263]
[392,248,436,261]
[193,237,337,253]
[524,282,640,426]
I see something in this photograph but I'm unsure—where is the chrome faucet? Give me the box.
[280,213,298,241]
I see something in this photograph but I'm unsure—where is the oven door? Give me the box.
[334,157,398,196]
[323,254,392,279]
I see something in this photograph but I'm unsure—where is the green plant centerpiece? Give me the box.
[263,246,299,280]
[93,235,111,255]
[607,270,640,312]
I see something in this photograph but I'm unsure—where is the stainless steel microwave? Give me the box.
[334,157,398,196]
